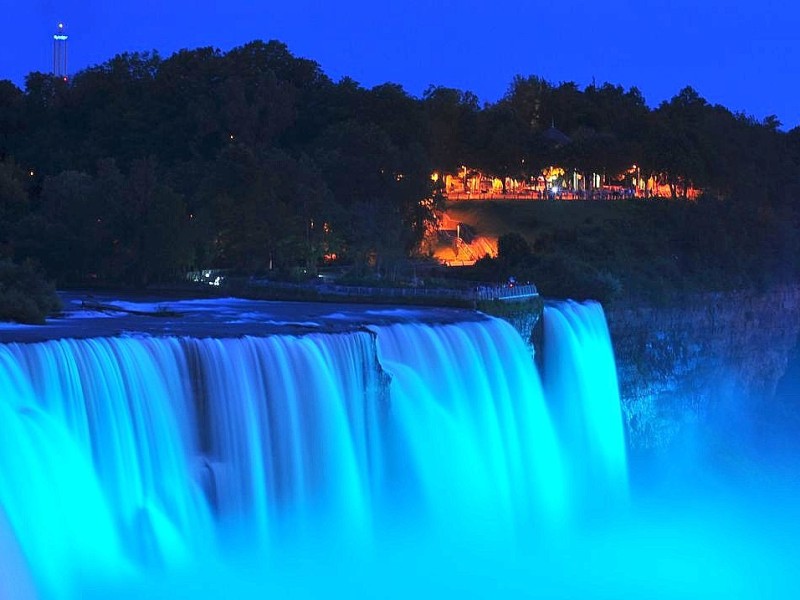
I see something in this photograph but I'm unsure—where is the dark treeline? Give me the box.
[0,41,436,288]
[1,39,800,300]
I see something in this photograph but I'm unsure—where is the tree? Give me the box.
[363,83,427,153]
[314,119,434,275]
[645,87,714,197]
[153,47,226,162]
[68,52,162,169]
[122,158,194,285]
[504,75,551,133]
[423,85,480,173]
[34,170,98,281]
[475,103,527,192]
[19,73,73,175]
[0,259,61,324]
[0,161,28,258]
[497,232,531,266]
[200,145,305,273]
[0,81,23,161]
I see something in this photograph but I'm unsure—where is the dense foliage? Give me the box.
[0,40,799,298]
[448,197,800,303]
[0,42,440,286]
[0,259,61,323]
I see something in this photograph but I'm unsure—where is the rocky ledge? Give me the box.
[605,286,800,449]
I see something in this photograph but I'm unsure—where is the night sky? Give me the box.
[4,1,800,129]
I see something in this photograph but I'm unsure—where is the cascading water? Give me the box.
[541,301,629,511]
[372,318,568,533]
[0,300,628,599]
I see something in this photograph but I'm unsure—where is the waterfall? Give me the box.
[372,318,568,532]
[0,300,627,598]
[542,301,629,510]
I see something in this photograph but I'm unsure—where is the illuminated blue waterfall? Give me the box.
[373,319,567,532]
[542,301,629,510]
[0,301,628,598]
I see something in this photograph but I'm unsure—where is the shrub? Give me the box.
[497,232,531,266]
[0,259,62,324]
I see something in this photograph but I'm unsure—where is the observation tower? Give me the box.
[53,22,68,80]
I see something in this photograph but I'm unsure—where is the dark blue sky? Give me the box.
[4,1,800,129]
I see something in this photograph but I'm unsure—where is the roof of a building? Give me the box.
[541,125,571,146]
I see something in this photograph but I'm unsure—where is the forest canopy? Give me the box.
[1,40,799,298]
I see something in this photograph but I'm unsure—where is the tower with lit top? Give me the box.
[53,23,68,80]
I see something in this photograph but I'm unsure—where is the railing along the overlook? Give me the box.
[187,271,539,304]
[474,283,538,302]
[250,279,539,303]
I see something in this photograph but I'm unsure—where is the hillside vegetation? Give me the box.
[0,39,798,302]
[444,197,799,303]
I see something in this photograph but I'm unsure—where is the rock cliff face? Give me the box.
[604,286,800,449]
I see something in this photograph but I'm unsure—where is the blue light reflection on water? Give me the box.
[0,300,797,598]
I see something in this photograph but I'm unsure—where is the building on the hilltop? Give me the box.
[541,124,571,147]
